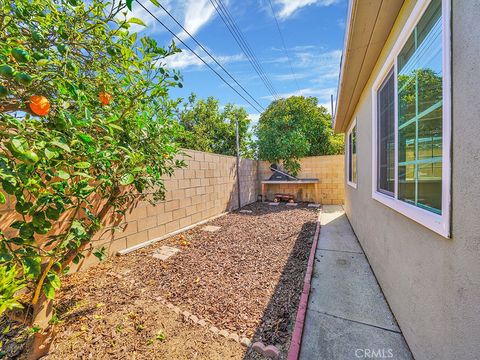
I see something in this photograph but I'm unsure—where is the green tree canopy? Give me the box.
[0,0,184,357]
[177,93,255,158]
[255,96,343,175]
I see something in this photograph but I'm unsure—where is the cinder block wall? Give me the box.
[0,151,343,271]
[86,150,258,264]
[258,155,344,205]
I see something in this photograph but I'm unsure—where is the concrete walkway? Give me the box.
[299,205,413,360]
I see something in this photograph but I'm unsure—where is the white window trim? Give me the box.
[371,0,451,238]
[347,117,357,189]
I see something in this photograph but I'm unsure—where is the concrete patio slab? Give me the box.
[298,205,412,360]
[299,311,413,360]
[309,250,399,331]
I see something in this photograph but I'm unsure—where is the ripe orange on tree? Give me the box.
[99,91,112,105]
[29,95,50,116]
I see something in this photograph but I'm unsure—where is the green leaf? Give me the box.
[93,247,106,261]
[44,148,58,159]
[44,282,55,300]
[150,0,160,6]
[22,256,41,278]
[2,179,16,195]
[15,201,33,215]
[120,173,134,185]
[47,273,61,289]
[56,170,70,180]
[46,206,60,220]
[74,162,91,169]
[128,17,146,26]
[19,150,39,164]
[126,0,133,10]
[50,141,71,153]
[73,172,93,179]
[0,192,5,204]
[19,222,35,238]
[77,133,93,144]
[10,137,28,154]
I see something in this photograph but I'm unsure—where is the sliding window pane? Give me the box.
[348,125,357,184]
[377,71,395,195]
[397,0,443,214]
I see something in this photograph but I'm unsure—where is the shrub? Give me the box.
[0,0,184,357]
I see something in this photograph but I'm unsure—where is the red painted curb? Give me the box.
[287,207,322,360]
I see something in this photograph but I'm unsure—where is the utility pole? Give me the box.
[235,118,241,209]
[330,94,335,118]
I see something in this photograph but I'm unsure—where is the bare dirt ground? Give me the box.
[23,202,318,359]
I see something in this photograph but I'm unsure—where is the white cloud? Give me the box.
[180,0,216,39]
[274,0,341,20]
[248,113,260,123]
[262,87,336,103]
[162,47,246,70]
[124,0,217,38]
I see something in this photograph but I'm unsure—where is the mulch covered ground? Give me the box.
[44,202,318,359]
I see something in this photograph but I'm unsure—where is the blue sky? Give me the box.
[130,0,348,124]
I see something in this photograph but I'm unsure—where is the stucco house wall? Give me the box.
[343,1,480,359]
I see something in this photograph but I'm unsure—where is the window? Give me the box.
[372,0,451,237]
[347,119,357,188]
[377,70,395,196]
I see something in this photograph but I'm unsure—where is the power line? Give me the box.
[135,1,264,113]
[212,0,279,100]
[154,1,265,111]
[209,0,280,101]
[267,0,301,92]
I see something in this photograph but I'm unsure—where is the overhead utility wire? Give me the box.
[214,0,280,100]
[209,0,280,101]
[267,0,301,92]
[136,1,264,113]
[154,1,265,111]
[211,0,279,100]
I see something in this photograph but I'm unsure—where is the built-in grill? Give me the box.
[261,163,319,202]
[268,163,298,181]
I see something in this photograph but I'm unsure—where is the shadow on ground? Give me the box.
[240,207,317,360]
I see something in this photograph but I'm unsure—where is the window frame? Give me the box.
[347,118,357,189]
[371,0,451,238]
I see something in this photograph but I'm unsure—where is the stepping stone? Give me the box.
[286,202,298,206]
[152,246,180,261]
[239,209,253,213]
[308,203,321,208]
[202,225,221,232]
[268,202,279,206]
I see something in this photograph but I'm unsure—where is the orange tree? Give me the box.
[0,0,185,357]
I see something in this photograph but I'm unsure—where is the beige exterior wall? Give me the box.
[258,155,344,204]
[342,1,480,359]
